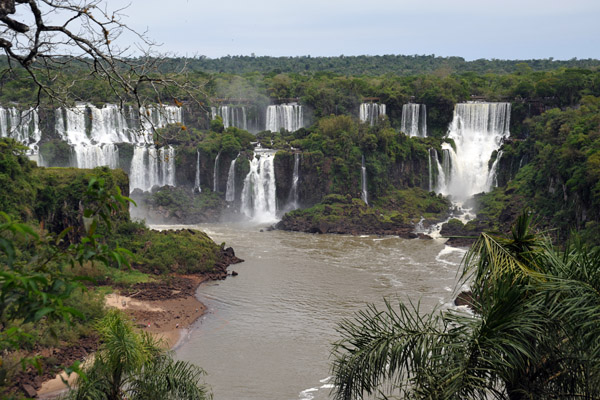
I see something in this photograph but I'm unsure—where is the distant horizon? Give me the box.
[177,54,598,62]
[109,0,600,62]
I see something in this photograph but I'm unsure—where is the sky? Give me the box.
[108,0,600,60]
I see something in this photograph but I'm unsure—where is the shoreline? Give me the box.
[36,275,212,399]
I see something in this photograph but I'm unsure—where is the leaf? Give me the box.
[34,307,54,321]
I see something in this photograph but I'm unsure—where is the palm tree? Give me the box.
[65,310,211,400]
[331,213,600,399]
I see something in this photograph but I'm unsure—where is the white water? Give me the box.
[265,104,303,132]
[439,102,510,199]
[225,157,237,202]
[211,106,248,130]
[195,150,202,193]
[240,148,278,222]
[401,103,427,137]
[72,143,119,169]
[361,155,368,205]
[213,151,221,192]
[485,150,503,189]
[287,153,300,210]
[55,103,182,170]
[129,146,176,192]
[359,103,386,125]
[0,107,41,151]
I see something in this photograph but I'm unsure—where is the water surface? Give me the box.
[166,223,466,400]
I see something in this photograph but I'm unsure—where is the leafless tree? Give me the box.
[0,0,204,133]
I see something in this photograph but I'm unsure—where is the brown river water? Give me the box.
[157,223,466,400]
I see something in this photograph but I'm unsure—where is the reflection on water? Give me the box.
[161,223,465,400]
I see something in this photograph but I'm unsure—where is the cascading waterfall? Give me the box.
[401,104,427,137]
[55,103,183,170]
[0,107,41,151]
[213,151,221,192]
[194,150,202,193]
[287,152,300,210]
[139,105,183,134]
[240,148,277,222]
[359,103,386,125]
[129,145,176,192]
[211,106,248,130]
[361,155,368,205]
[225,156,237,202]
[265,104,303,132]
[440,102,510,200]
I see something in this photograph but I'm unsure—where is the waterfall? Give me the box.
[287,152,300,210]
[211,106,248,130]
[432,148,448,193]
[72,143,119,169]
[213,151,221,192]
[361,155,368,205]
[194,150,202,193]
[428,149,433,192]
[225,156,237,202]
[0,107,41,151]
[440,102,510,199]
[401,104,427,137]
[55,103,182,170]
[359,103,386,126]
[88,104,137,143]
[265,104,303,132]
[485,150,503,189]
[139,105,183,134]
[129,145,176,193]
[240,148,277,222]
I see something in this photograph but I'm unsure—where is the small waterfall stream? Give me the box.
[287,153,300,210]
[361,155,368,205]
[213,151,221,192]
[195,150,202,193]
[225,156,237,202]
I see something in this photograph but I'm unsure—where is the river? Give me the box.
[165,223,466,400]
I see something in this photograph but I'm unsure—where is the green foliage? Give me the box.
[65,310,210,400]
[0,176,134,389]
[110,221,220,275]
[331,214,600,399]
[473,95,600,245]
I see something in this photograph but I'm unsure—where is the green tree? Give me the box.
[66,310,210,400]
[331,213,600,399]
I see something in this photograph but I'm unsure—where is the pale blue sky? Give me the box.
[110,0,600,60]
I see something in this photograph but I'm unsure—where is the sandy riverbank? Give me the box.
[36,276,208,399]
